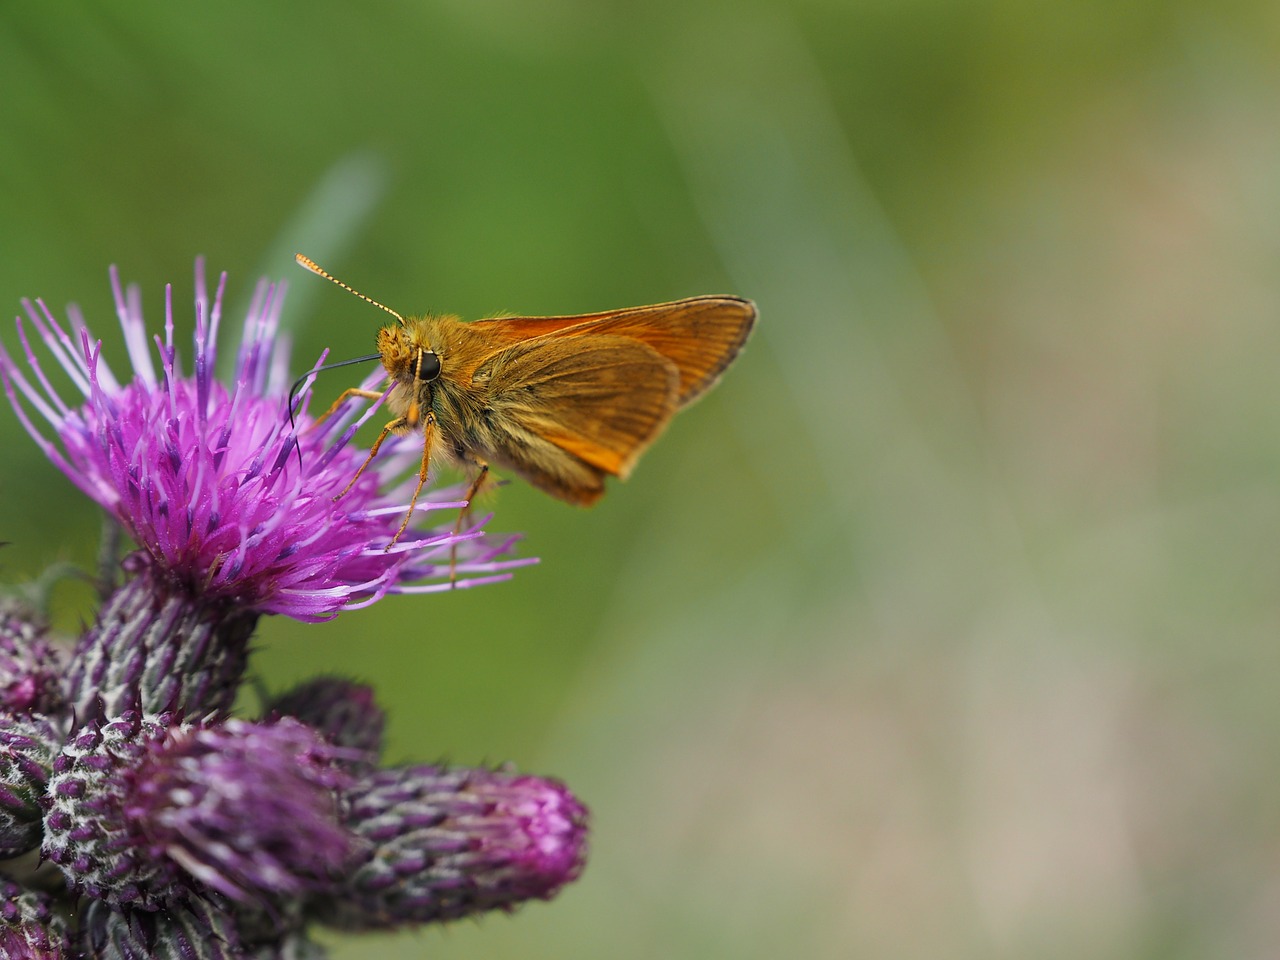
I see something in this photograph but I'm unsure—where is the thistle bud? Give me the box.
[0,599,66,716]
[79,895,241,960]
[0,879,70,959]
[42,711,184,906]
[43,713,354,907]
[267,677,385,771]
[0,713,61,856]
[125,718,355,902]
[320,764,588,929]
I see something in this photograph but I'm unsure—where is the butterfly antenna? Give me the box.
[295,254,406,326]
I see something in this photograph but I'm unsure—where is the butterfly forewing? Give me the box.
[468,295,756,406]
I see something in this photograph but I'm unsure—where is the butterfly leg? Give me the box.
[290,387,387,477]
[449,460,490,584]
[309,387,386,431]
[388,412,436,549]
[336,416,405,502]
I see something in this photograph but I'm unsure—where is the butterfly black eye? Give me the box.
[416,350,441,382]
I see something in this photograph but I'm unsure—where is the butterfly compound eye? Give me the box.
[417,351,441,382]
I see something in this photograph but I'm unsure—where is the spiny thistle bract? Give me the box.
[0,263,587,957]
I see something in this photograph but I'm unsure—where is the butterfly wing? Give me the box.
[474,335,681,505]
[468,296,756,407]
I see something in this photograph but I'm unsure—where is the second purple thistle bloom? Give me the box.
[0,261,533,622]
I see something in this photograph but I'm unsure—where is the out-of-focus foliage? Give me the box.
[3,2,1280,957]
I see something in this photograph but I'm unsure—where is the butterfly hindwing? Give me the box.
[474,334,681,503]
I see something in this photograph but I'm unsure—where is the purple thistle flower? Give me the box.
[1,262,532,721]
[0,261,531,623]
[320,763,588,929]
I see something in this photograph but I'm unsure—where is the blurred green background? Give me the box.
[4,1,1280,957]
